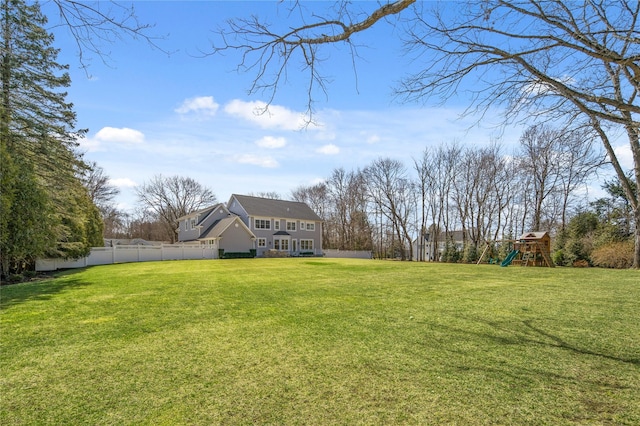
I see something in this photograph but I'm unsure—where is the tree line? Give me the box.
[76,118,635,269]
[290,123,625,264]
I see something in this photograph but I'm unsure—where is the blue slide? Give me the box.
[500,250,519,267]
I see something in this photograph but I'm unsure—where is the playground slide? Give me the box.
[500,249,519,267]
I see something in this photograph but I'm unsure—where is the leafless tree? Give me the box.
[518,124,605,232]
[413,150,431,261]
[320,168,372,251]
[291,182,328,219]
[291,181,331,247]
[364,158,415,260]
[413,144,460,261]
[555,127,607,230]
[80,161,119,214]
[493,153,520,241]
[467,145,508,247]
[214,0,640,266]
[248,191,281,199]
[135,175,216,243]
[518,124,564,231]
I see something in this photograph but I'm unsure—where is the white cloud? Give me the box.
[233,154,279,168]
[79,127,145,152]
[109,177,137,188]
[78,137,102,152]
[95,127,145,144]
[224,99,317,131]
[316,144,340,155]
[614,144,634,170]
[366,134,381,144]
[256,136,287,149]
[175,96,219,117]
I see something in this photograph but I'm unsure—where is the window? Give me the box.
[306,223,315,231]
[190,218,196,229]
[274,220,280,230]
[300,240,314,250]
[286,221,296,231]
[274,238,289,251]
[255,218,271,229]
[300,222,305,230]
[257,238,266,247]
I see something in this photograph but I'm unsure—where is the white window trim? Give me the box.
[257,238,266,247]
[254,217,271,230]
[286,221,296,232]
[274,237,290,251]
[306,222,315,231]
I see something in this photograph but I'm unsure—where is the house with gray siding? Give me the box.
[176,203,256,255]
[228,194,323,257]
[176,195,323,258]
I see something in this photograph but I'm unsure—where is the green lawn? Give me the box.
[1,259,639,425]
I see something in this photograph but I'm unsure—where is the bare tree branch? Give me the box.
[47,0,166,72]
[209,0,416,121]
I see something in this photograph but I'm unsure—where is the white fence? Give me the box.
[323,249,372,259]
[36,246,373,272]
[36,244,218,272]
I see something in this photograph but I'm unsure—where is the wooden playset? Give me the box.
[477,232,555,267]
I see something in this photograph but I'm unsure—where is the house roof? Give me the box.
[519,231,550,240]
[199,216,256,240]
[230,194,322,221]
[176,204,223,223]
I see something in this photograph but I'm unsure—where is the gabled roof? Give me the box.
[519,231,550,240]
[176,203,228,225]
[230,194,322,221]
[199,216,256,240]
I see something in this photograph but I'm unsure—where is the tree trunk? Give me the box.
[634,206,640,269]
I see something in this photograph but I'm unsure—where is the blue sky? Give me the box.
[42,1,628,210]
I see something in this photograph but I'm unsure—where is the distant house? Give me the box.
[413,229,472,261]
[176,195,323,258]
[176,203,256,255]
[228,194,323,257]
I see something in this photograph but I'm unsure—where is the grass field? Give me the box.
[1,259,639,425]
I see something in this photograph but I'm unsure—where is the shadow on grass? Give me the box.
[0,269,90,309]
[423,315,639,368]
[520,319,640,366]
